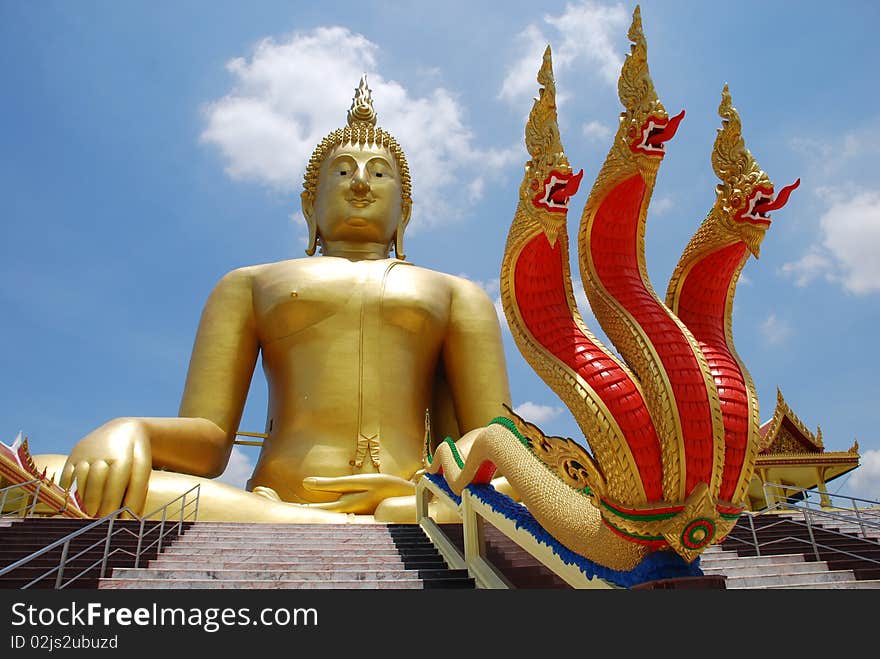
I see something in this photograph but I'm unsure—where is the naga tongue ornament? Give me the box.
[427,5,798,578]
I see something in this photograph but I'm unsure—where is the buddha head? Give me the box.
[301,76,413,259]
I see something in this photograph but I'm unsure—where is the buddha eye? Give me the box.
[339,170,348,176]
[374,172,384,178]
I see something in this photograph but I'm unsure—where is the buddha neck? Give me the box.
[320,240,393,261]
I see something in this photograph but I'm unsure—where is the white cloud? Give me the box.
[214,447,255,490]
[779,248,835,287]
[493,296,510,334]
[582,120,613,142]
[651,195,674,216]
[499,1,629,106]
[473,277,500,297]
[200,26,518,230]
[514,401,564,424]
[817,191,880,294]
[847,450,880,502]
[781,190,880,294]
[759,313,791,345]
[789,123,880,178]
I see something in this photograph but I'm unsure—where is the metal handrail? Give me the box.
[0,484,201,589]
[761,481,880,540]
[762,481,880,508]
[0,479,43,518]
[722,485,880,571]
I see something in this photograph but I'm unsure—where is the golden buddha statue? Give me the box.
[35,77,512,523]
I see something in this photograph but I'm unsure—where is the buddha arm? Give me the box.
[442,278,512,433]
[153,266,260,477]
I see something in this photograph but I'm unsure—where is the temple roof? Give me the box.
[753,388,859,479]
[759,388,825,454]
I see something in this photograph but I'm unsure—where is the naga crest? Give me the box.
[614,6,685,178]
[521,46,584,247]
[712,84,800,257]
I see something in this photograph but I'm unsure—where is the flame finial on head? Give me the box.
[301,74,413,258]
[347,75,377,127]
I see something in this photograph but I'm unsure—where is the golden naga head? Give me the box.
[712,84,800,257]
[521,46,584,246]
[301,76,413,258]
[615,6,684,174]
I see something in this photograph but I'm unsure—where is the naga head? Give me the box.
[616,6,685,177]
[712,84,800,257]
[522,46,584,247]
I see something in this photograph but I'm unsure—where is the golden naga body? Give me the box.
[35,77,512,523]
[428,7,797,572]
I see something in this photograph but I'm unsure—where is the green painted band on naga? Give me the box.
[488,416,593,497]
[488,416,529,448]
[603,516,666,543]
[425,436,465,468]
[600,498,681,522]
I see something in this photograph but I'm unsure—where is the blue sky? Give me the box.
[2,1,878,501]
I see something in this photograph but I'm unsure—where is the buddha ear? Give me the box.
[394,199,412,260]
[301,191,318,256]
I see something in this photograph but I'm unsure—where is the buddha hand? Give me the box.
[60,418,152,518]
[301,473,417,515]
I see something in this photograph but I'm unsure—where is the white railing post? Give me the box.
[27,483,41,518]
[747,513,761,557]
[99,514,116,579]
[157,508,167,554]
[802,506,821,562]
[54,541,70,589]
[134,516,146,569]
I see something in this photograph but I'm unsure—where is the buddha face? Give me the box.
[304,142,410,247]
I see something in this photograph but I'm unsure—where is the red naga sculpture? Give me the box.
[427,6,798,575]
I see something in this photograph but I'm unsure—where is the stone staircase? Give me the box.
[699,513,880,589]
[98,522,474,589]
[436,523,572,588]
[0,516,171,589]
[6,508,880,590]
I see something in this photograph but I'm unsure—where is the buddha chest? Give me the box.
[252,257,451,345]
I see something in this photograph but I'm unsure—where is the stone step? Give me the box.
[169,535,430,544]
[176,523,411,530]
[108,567,470,581]
[699,553,817,568]
[174,532,427,541]
[149,558,447,570]
[98,577,475,590]
[179,523,425,531]
[760,579,880,589]
[159,547,440,557]
[161,541,435,552]
[702,561,836,578]
[722,569,861,589]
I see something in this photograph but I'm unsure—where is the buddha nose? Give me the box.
[350,168,370,195]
